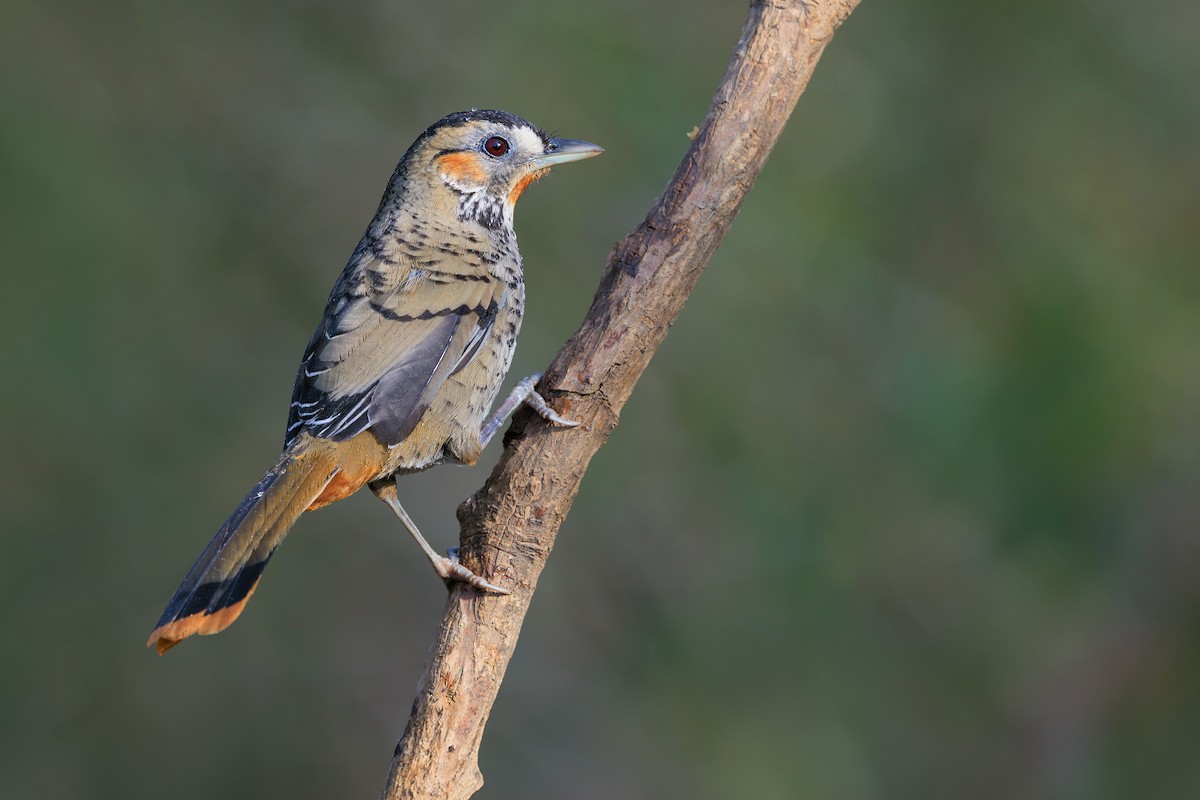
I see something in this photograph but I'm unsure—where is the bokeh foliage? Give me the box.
[2,1,1198,798]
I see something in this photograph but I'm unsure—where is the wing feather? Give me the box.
[285,252,503,449]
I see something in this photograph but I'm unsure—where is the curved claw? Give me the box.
[480,373,581,446]
[523,387,581,428]
[433,553,511,595]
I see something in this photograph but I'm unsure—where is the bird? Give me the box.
[147,109,602,655]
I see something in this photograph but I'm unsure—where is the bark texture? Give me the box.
[381,2,861,797]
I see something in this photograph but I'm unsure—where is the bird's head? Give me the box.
[399,109,603,231]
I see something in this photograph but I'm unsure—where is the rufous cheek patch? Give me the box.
[438,152,487,186]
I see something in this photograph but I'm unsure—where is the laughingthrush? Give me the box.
[148,110,602,654]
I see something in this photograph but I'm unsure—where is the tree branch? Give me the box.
[381,1,861,797]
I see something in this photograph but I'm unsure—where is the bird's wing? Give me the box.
[285,253,502,448]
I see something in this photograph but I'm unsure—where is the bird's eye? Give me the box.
[483,136,510,157]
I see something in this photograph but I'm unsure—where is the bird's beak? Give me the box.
[531,138,604,168]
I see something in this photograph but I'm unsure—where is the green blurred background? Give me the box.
[3,1,1198,798]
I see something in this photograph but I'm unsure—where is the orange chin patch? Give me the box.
[508,167,551,205]
[437,151,487,186]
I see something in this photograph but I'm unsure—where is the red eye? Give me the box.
[483,136,510,157]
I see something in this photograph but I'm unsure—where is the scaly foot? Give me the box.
[437,547,510,594]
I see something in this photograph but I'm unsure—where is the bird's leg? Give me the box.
[368,478,511,594]
[480,373,580,448]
